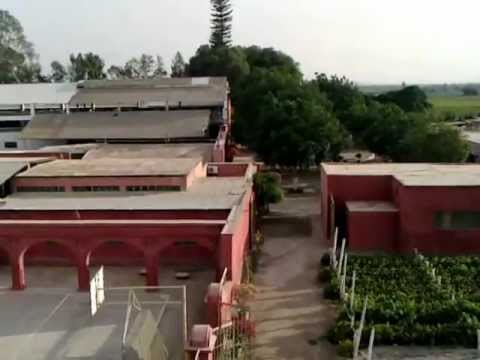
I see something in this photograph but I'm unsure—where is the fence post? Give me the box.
[341,253,348,300]
[337,238,346,277]
[332,227,339,269]
[350,271,356,312]
[353,296,368,359]
[367,327,375,360]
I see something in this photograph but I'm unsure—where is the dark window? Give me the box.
[175,241,197,247]
[92,186,120,192]
[434,211,480,230]
[126,185,181,192]
[17,186,65,192]
[72,186,92,192]
[4,141,17,149]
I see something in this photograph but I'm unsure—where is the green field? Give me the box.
[429,95,480,118]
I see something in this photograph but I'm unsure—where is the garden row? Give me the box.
[321,254,480,349]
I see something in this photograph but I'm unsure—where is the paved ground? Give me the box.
[0,266,214,360]
[251,177,337,360]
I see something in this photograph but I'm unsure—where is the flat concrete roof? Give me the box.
[17,158,201,178]
[322,163,480,187]
[346,201,399,213]
[83,143,213,162]
[0,177,248,211]
[464,131,480,144]
[20,110,210,140]
[0,161,40,186]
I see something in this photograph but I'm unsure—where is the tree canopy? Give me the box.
[210,0,233,48]
[68,53,106,81]
[171,51,186,77]
[108,54,166,80]
[50,61,67,82]
[0,10,42,83]
[375,86,432,113]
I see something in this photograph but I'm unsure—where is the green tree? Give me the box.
[210,0,233,48]
[0,9,42,83]
[462,86,479,96]
[188,45,250,86]
[171,51,186,77]
[233,68,347,167]
[376,86,432,112]
[50,61,67,82]
[108,54,166,80]
[253,172,283,213]
[68,52,106,81]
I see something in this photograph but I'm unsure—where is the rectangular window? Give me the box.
[17,186,65,192]
[92,186,120,192]
[72,186,92,192]
[126,185,181,192]
[4,141,17,149]
[434,211,480,230]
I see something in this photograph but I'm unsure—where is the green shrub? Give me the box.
[320,253,331,267]
[337,339,353,358]
[324,277,340,300]
[317,267,332,283]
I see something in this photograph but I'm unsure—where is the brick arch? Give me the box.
[86,239,145,266]
[21,239,77,263]
[156,239,216,266]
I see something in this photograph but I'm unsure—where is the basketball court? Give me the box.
[0,266,215,360]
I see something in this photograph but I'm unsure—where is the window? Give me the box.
[4,141,17,149]
[434,211,480,230]
[92,186,120,192]
[17,186,65,192]
[126,185,181,192]
[72,186,92,192]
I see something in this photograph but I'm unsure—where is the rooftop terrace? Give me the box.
[17,158,201,178]
[322,163,480,187]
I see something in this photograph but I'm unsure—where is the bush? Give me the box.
[317,267,332,283]
[320,253,331,267]
[324,277,340,300]
[337,339,353,358]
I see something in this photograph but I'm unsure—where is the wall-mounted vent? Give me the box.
[207,165,219,176]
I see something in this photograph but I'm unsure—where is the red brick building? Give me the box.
[0,154,256,291]
[321,163,480,254]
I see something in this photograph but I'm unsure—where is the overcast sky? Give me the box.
[4,0,480,84]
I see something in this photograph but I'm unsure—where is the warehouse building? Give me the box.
[321,163,480,254]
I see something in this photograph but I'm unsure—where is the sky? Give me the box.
[3,0,480,84]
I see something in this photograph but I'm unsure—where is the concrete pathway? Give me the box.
[251,192,337,360]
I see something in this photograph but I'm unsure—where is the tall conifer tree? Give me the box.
[209,0,233,48]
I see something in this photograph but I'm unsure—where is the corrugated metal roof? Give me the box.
[83,143,213,161]
[0,83,78,106]
[17,158,201,177]
[20,110,210,140]
[70,77,228,108]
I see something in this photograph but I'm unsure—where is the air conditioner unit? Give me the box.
[207,165,219,176]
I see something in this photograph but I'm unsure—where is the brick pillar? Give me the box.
[77,255,90,292]
[11,253,25,290]
[145,253,158,287]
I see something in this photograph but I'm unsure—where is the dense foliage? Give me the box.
[376,86,432,113]
[210,0,233,48]
[253,172,283,213]
[328,256,480,348]
[0,10,42,83]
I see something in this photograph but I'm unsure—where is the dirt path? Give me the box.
[251,190,337,360]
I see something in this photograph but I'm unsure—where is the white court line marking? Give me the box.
[14,293,71,360]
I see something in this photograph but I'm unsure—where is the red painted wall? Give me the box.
[397,184,480,254]
[0,209,230,221]
[347,211,398,252]
[14,175,188,192]
[211,163,249,177]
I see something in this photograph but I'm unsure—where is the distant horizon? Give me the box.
[3,0,480,84]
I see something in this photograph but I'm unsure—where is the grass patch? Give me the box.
[430,95,480,118]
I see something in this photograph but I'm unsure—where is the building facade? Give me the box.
[321,163,480,254]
